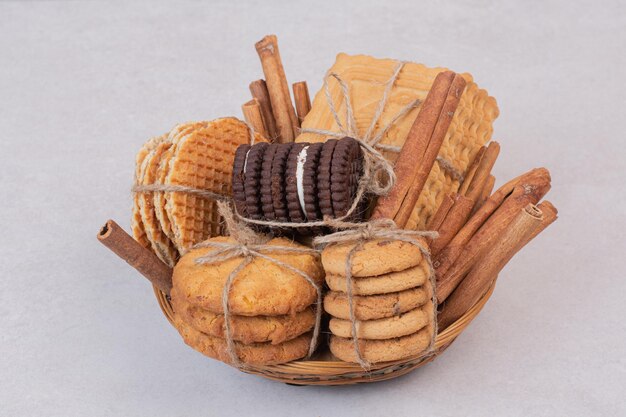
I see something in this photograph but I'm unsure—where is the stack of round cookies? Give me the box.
[322,238,436,363]
[170,236,325,366]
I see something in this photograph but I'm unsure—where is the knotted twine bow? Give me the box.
[313,218,439,369]
[190,201,323,369]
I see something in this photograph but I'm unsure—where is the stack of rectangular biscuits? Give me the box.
[322,238,436,364]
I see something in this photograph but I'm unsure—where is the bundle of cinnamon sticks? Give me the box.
[243,35,311,143]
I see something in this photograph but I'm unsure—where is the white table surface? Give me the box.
[1,1,625,416]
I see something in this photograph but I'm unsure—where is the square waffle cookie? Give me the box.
[296,54,499,229]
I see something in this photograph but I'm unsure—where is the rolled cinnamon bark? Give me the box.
[292,81,311,124]
[465,141,500,201]
[458,146,486,196]
[97,219,173,294]
[371,71,461,224]
[430,194,475,257]
[249,79,278,141]
[393,73,467,228]
[255,35,298,142]
[472,174,496,215]
[425,193,455,245]
[438,202,557,329]
[242,98,269,138]
[436,171,551,302]
[434,167,550,281]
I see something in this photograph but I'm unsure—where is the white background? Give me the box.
[1,1,625,416]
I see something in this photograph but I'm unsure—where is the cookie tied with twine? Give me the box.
[171,201,324,368]
[313,219,438,369]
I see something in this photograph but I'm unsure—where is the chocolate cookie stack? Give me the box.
[170,236,325,366]
[232,137,366,234]
[321,238,436,363]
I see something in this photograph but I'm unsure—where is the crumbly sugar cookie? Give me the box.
[172,236,324,316]
[329,325,434,363]
[170,288,315,345]
[325,262,429,295]
[329,302,434,340]
[174,315,311,366]
[322,238,425,277]
[324,285,432,320]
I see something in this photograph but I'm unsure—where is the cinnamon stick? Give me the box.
[371,71,462,224]
[434,167,550,280]
[98,219,173,294]
[465,141,500,202]
[241,98,269,139]
[425,193,455,245]
[292,81,311,124]
[472,174,496,215]
[436,170,552,302]
[458,146,486,196]
[438,201,558,329]
[430,194,475,257]
[249,79,278,141]
[393,73,467,228]
[255,35,298,142]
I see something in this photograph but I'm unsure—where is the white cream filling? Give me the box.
[242,149,251,175]
[295,146,309,219]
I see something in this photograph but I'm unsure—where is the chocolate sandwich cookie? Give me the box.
[232,144,251,217]
[317,139,338,219]
[270,142,293,223]
[259,144,279,222]
[302,142,324,222]
[285,143,309,224]
[330,137,364,219]
[243,142,268,221]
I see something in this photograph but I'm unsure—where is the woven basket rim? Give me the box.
[153,282,495,384]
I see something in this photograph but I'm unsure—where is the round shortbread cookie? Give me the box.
[325,263,429,295]
[170,287,316,345]
[174,315,311,366]
[324,286,432,320]
[329,302,434,340]
[329,325,434,363]
[322,238,425,277]
[173,236,324,316]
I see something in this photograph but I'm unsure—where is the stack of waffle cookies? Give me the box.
[169,236,324,366]
[231,137,366,234]
[132,118,265,266]
[322,238,435,363]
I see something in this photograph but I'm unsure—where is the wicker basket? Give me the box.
[153,282,495,385]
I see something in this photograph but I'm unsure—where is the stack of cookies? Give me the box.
[170,236,325,366]
[132,118,265,265]
[322,238,436,363]
[232,137,366,234]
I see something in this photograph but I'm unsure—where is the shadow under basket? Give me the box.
[153,283,495,386]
